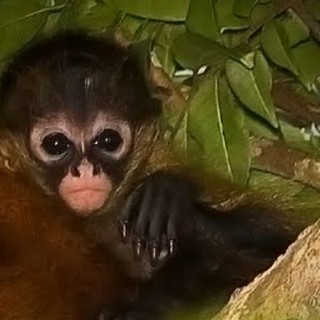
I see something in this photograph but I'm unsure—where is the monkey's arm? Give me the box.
[119,172,295,265]
[105,172,296,320]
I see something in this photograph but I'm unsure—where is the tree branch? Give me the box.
[213,219,320,320]
[272,81,320,126]
[250,137,320,190]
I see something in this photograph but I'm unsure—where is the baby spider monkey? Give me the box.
[0,31,297,319]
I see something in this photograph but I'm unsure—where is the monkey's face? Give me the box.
[29,112,133,216]
[0,32,161,216]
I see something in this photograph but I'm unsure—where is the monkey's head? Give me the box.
[0,32,161,216]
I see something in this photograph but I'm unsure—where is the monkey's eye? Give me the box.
[41,133,72,156]
[92,129,123,153]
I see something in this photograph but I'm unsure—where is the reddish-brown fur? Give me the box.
[0,170,128,320]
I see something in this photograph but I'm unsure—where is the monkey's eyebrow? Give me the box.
[30,114,75,137]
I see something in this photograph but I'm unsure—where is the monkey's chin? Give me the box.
[62,189,107,217]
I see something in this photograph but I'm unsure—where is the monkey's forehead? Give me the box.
[0,32,162,126]
[9,32,132,73]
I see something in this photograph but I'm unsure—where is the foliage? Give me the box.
[1,0,320,208]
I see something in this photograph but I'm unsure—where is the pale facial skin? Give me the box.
[29,112,132,216]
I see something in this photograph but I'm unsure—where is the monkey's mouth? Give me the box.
[61,188,109,216]
[66,187,105,194]
[58,174,113,216]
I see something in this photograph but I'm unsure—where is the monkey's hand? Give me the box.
[118,172,195,266]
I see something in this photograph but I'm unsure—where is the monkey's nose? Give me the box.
[92,163,101,176]
[70,165,81,177]
[70,160,100,177]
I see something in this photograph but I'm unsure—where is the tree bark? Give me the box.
[213,219,320,320]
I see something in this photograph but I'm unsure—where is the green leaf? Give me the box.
[281,120,320,154]
[57,0,95,28]
[0,0,50,61]
[187,72,250,184]
[172,32,228,70]
[226,51,278,128]
[116,0,190,22]
[245,112,279,140]
[153,24,183,76]
[74,1,119,30]
[186,0,220,41]
[117,16,161,42]
[40,0,67,34]
[251,2,275,26]
[261,20,299,76]
[234,0,259,18]
[281,10,309,47]
[171,110,189,152]
[172,32,251,70]
[280,121,303,141]
[172,110,203,161]
[220,30,247,49]
[117,15,146,39]
[58,0,120,31]
[240,51,255,69]
[215,0,249,33]
[292,40,320,91]
[132,20,160,41]
[218,76,250,184]
[249,171,320,224]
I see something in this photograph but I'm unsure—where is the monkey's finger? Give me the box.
[119,186,143,241]
[166,199,180,256]
[148,191,168,244]
[120,186,143,221]
[130,183,156,261]
[133,182,155,237]
[119,220,129,242]
[132,236,146,260]
[148,240,161,267]
[146,193,169,265]
[168,238,176,256]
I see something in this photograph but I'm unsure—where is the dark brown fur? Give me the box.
[0,170,128,320]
